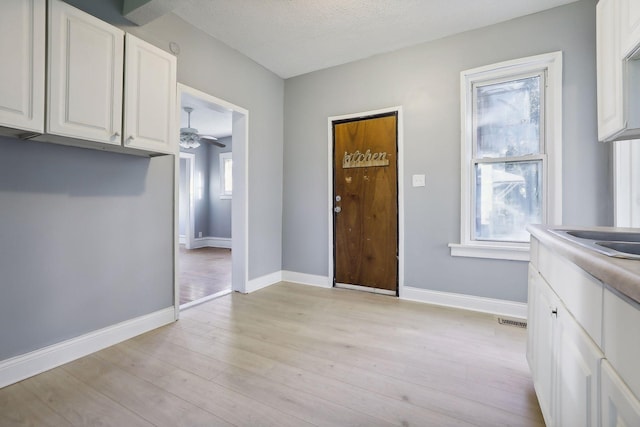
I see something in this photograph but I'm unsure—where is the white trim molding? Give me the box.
[245,271,283,293]
[175,84,249,300]
[0,307,175,388]
[191,237,232,249]
[453,51,562,261]
[402,286,527,319]
[448,243,530,261]
[282,271,332,288]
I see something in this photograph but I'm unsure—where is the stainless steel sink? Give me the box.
[564,229,640,243]
[549,229,640,259]
[596,241,640,256]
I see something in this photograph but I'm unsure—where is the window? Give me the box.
[219,152,232,199]
[450,52,562,261]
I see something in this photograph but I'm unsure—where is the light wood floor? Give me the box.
[0,283,544,426]
[179,246,231,305]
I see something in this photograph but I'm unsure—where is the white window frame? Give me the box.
[219,151,232,199]
[449,52,563,261]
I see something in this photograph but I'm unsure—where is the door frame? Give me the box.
[179,152,195,249]
[327,106,405,297]
[174,83,250,318]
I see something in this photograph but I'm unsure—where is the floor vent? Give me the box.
[497,318,527,328]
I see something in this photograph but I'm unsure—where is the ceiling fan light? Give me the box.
[179,108,201,149]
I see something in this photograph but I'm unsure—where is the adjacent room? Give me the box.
[1,0,639,425]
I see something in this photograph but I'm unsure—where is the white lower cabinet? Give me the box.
[528,265,603,427]
[528,266,558,425]
[528,235,640,427]
[601,360,640,427]
[555,301,603,427]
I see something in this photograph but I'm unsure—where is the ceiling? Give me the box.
[173,0,579,79]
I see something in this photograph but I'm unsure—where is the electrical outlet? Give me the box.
[198,231,202,238]
[412,174,426,187]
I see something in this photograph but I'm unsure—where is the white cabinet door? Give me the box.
[555,303,603,427]
[601,360,640,427]
[597,0,625,141]
[603,287,640,399]
[620,0,640,58]
[123,34,177,154]
[0,0,45,135]
[47,0,124,145]
[528,265,558,426]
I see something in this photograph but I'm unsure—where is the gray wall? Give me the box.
[0,138,174,360]
[282,0,611,303]
[127,12,284,280]
[64,0,285,280]
[208,136,233,238]
[0,0,284,361]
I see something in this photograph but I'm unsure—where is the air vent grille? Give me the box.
[497,318,527,328]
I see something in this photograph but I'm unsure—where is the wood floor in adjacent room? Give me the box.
[179,245,231,305]
[0,283,544,426]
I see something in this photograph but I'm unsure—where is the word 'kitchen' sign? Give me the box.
[343,149,389,169]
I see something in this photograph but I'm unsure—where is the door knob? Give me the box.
[334,206,342,213]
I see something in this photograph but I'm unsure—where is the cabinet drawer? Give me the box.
[537,244,603,346]
[604,286,640,399]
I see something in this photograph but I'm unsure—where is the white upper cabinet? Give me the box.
[597,0,640,142]
[597,0,625,141]
[0,0,45,135]
[620,0,640,58]
[123,34,177,154]
[47,0,124,145]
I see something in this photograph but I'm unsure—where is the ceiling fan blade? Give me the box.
[199,135,226,147]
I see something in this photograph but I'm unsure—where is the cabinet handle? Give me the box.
[551,307,558,318]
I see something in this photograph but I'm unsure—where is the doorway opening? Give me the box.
[175,84,249,314]
[328,107,404,297]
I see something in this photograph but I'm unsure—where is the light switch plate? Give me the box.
[412,174,426,187]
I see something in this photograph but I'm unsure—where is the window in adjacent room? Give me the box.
[219,152,232,199]
[450,52,562,261]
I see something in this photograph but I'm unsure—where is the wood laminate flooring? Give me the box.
[179,246,231,305]
[0,282,544,426]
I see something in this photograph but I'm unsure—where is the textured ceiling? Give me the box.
[173,0,579,79]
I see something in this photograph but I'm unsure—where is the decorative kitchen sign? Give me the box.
[342,149,389,169]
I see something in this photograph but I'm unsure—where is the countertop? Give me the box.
[528,224,640,304]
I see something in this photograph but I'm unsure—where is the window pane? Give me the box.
[475,76,541,158]
[474,161,542,242]
[224,158,233,194]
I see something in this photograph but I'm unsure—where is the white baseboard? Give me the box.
[0,307,175,389]
[282,271,332,288]
[246,271,282,293]
[192,237,232,249]
[401,286,527,319]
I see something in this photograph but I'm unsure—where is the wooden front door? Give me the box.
[333,113,398,293]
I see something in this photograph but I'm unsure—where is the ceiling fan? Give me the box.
[179,107,226,149]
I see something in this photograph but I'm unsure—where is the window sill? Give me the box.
[448,242,530,261]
